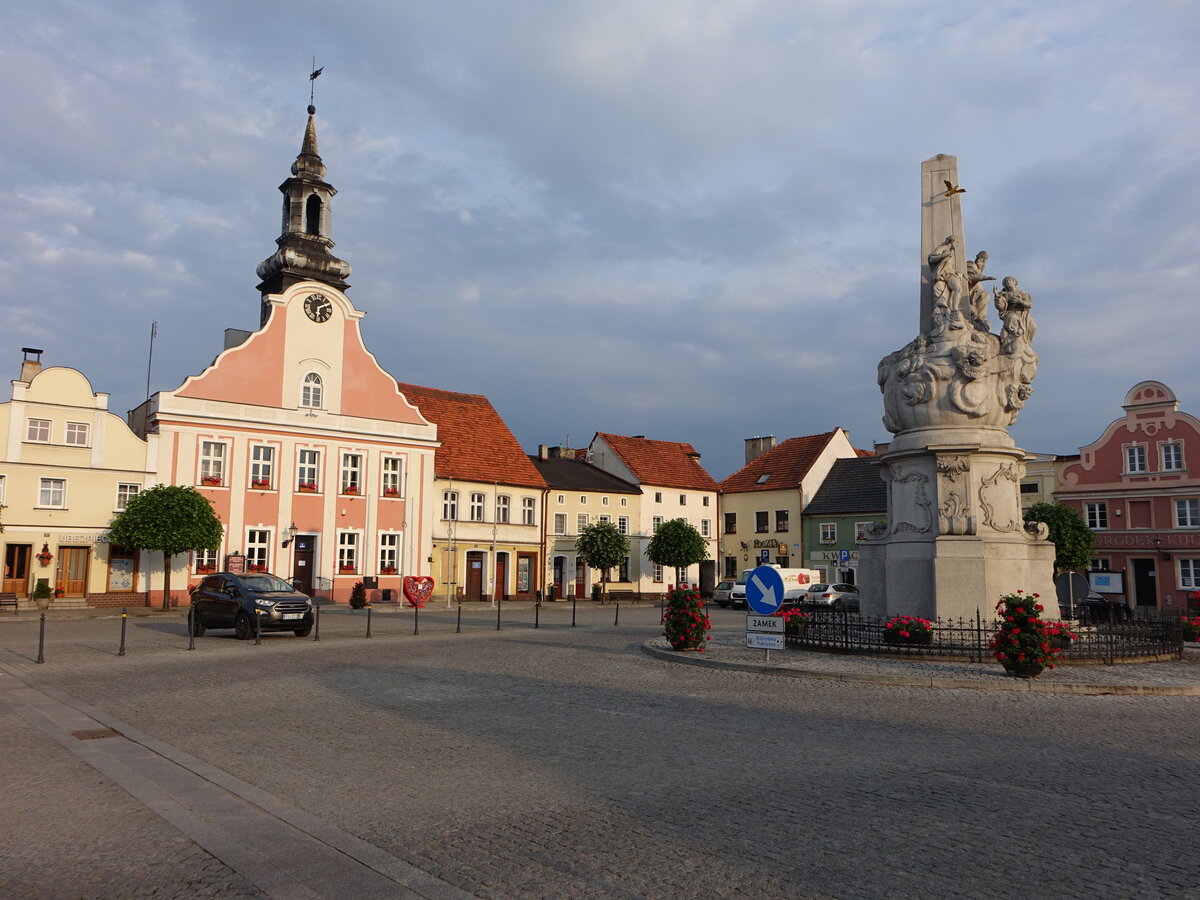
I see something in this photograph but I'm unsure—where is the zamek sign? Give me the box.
[1094,533,1200,550]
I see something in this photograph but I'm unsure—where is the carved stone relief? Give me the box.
[884,466,932,534]
[977,462,1022,532]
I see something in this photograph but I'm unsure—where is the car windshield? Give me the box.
[239,574,295,593]
[809,584,830,592]
[717,582,733,590]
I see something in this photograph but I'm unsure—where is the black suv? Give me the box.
[190,572,314,639]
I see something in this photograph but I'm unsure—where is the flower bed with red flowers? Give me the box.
[884,615,934,645]
[662,584,710,651]
[1182,616,1200,643]
[779,607,811,635]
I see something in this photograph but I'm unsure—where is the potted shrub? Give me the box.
[33,581,53,610]
[1181,616,1200,643]
[349,581,367,610]
[661,584,710,651]
[884,615,934,645]
[990,590,1060,678]
[781,607,810,638]
[1043,620,1077,651]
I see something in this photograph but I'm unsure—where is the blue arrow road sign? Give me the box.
[745,565,785,616]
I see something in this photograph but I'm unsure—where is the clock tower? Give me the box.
[256,105,351,323]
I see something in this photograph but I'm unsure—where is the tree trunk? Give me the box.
[161,551,173,610]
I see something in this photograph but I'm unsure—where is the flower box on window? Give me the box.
[201,475,223,487]
[342,485,360,495]
[247,564,266,573]
[383,487,400,498]
[196,564,216,574]
[251,478,271,489]
[339,565,357,575]
[297,482,318,493]
[380,566,398,575]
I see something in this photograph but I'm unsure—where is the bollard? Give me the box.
[454,602,460,634]
[187,604,195,651]
[614,602,620,627]
[254,610,262,645]
[313,601,321,642]
[366,602,372,638]
[414,602,421,636]
[36,612,45,664]
[496,599,502,631]
[117,609,127,657]
[535,598,540,629]
[571,592,577,628]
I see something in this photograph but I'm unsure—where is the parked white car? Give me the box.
[800,583,860,609]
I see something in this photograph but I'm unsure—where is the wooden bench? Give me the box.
[605,589,638,605]
[0,592,19,613]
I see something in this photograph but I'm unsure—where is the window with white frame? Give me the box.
[1162,443,1183,471]
[679,494,687,505]
[599,514,611,525]
[821,523,837,543]
[855,522,874,542]
[557,494,565,504]
[382,457,403,497]
[39,477,66,508]
[602,496,609,506]
[470,492,486,522]
[65,422,90,446]
[443,491,459,520]
[1180,559,1200,589]
[297,448,320,491]
[652,515,663,533]
[0,474,5,503]
[617,516,629,535]
[116,483,141,510]
[1125,445,1147,473]
[619,556,630,582]
[755,511,769,533]
[620,497,628,507]
[341,453,362,494]
[200,440,226,485]
[652,563,663,583]
[724,556,738,578]
[553,513,566,534]
[379,533,401,573]
[703,496,710,507]
[700,518,711,537]
[1089,558,1111,571]
[577,513,589,532]
[194,548,218,574]
[580,495,587,505]
[246,529,270,572]
[1176,499,1200,527]
[522,497,536,525]
[337,532,359,573]
[27,418,50,442]
[655,492,663,503]
[300,372,323,408]
[1085,502,1108,530]
[250,445,274,489]
[775,510,789,532]
[496,495,511,524]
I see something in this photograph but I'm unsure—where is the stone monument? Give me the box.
[857,155,1055,621]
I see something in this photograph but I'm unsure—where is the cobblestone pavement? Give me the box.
[2,602,1199,898]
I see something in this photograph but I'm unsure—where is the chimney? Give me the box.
[745,435,776,465]
[20,347,43,383]
[538,444,549,460]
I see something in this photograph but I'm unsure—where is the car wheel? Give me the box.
[189,607,206,637]
[234,612,253,641]
[293,625,312,637]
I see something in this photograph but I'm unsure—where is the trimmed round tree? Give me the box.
[1023,502,1095,574]
[646,517,709,587]
[575,521,630,602]
[107,485,224,609]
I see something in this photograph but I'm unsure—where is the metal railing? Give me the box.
[784,608,1183,663]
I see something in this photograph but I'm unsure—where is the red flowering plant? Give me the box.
[778,607,811,633]
[990,590,1060,673]
[1181,616,1200,642]
[662,584,711,651]
[884,615,934,644]
[1043,619,1077,649]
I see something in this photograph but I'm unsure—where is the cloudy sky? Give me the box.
[4,1,1198,480]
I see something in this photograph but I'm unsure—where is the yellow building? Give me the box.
[0,351,157,608]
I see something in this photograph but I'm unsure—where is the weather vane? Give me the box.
[309,57,323,108]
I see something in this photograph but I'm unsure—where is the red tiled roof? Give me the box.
[396,383,546,488]
[719,430,841,493]
[593,432,719,492]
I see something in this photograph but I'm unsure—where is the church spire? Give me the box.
[256,104,351,309]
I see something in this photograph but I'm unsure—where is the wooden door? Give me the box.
[553,556,566,600]
[575,557,586,598]
[3,544,31,594]
[494,553,508,602]
[291,535,316,595]
[1131,558,1157,608]
[466,551,485,601]
[58,547,89,596]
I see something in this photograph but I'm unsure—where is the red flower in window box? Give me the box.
[383,487,400,497]
[342,485,360,495]
[339,565,357,574]
[380,566,398,575]
[297,482,318,493]
[247,564,266,573]
[251,478,271,489]
[196,563,215,574]
[200,475,223,487]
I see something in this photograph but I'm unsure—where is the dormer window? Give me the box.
[301,372,323,409]
[305,194,322,235]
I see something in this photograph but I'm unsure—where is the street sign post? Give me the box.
[745,567,786,658]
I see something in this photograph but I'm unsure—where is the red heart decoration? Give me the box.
[403,576,435,607]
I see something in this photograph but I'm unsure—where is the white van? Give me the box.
[723,565,821,609]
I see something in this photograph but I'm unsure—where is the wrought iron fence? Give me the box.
[784,608,1183,663]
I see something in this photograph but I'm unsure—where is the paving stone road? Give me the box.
[2,602,1198,898]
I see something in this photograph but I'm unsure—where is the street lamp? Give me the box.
[281,522,299,548]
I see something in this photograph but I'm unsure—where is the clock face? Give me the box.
[303,293,333,323]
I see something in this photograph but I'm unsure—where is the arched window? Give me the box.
[301,372,323,408]
[305,194,322,235]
